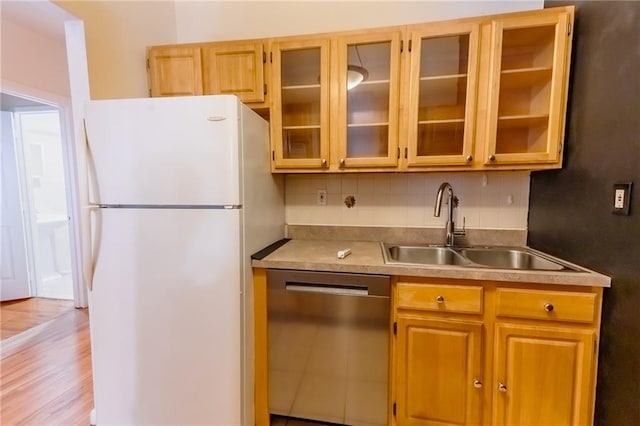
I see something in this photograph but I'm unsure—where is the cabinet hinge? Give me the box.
[568,22,572,36]
[272,150,275,161]
[263,51,266,63]
[148,89,152,97]
[393,322,397,335]
[400,40,403,53]
[270,52,273,63]
[264,83,267,95]
[404,147,408,159]
[397,147,400,159]
[146,58,150,70]
[408,39,412,52]
[393,402,397,417]
[594,339,598,354]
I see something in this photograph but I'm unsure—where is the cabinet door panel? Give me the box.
[396,316,483,426]
[148,46,203,97]
[406,21,480,167]
[336,31,402,168]
[270,39,330,170]
[484,11,572,165]
[202,42,265,103]
[493,324,595,426]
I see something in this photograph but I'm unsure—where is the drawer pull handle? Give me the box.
[544,303,554,312]
[436,295,445,304]
[498,383,507,393]
[473,379,483,389]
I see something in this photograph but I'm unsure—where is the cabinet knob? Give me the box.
[466,155,473,162]
[339,158,345,167]
[473,379,483,389]
[544,303,554,312]
[436,295,445,304]
[498,383,507,393]
[489,154,496,161]
[321,158,327,167]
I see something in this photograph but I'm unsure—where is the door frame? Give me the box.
[11,105,75,301]
[1,88,81,305]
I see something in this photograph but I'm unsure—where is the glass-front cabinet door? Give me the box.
[405,22,480,167]
[483,11,572,165]
[270,39,330,170]
[335,31,402,169]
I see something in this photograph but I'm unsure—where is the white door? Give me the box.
[0,111,32,301]
[84,95,242,206]
[88,207,243,425]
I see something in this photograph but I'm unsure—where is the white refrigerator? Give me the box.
[83,95,284,425]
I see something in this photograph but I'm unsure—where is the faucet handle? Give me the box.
[451,195,460,208]
[454,216,466,236]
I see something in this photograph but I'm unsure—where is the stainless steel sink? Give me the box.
[382,243,579,271]
[456,247,576,271]
[382,244,470,266]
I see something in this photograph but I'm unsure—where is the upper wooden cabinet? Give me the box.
[480,10,573,166]
[202,41,265,104]
[146,6,574,173]
[147,41,267,107]
[334,30,402,170]
[147,46,203,97]
[269,38,330,169]
[405,21,481,168]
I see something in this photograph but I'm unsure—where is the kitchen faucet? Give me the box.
[434,182,465,247]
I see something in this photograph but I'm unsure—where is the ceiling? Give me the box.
[0,0,75,38]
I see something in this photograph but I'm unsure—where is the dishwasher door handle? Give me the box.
[285,283,370,297]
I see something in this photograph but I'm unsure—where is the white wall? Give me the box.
[55,0,178,99]
[286,172,530,230]
[175,1,542,42]
[0,19,70,99]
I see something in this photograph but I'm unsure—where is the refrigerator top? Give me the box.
[85,95,247,206]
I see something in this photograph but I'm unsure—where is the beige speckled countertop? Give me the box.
[252,239,611,287]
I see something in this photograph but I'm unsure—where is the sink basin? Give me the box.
[457,247,576,271]
[382,244,470,266]
[382,243,579,271]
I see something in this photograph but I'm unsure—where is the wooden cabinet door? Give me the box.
[202,41,265,103]
[405,21,480,168]
[395,315,483,426]
[270,38,330,170]
[482,9,573,166]
[147,46,203,97]
[493,323,595,426]
[334,30,402,169]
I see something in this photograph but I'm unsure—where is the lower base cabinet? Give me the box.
[392,278,602,426]
[493,324,596,426]
[395,316,483,426]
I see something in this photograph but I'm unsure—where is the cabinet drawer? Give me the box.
[496,288,597,323]
[397,283,483,314]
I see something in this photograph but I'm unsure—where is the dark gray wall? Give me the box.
[531,2,640,424]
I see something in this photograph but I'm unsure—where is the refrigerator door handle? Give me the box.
[84,120,103,204]
[82,122,102,291]
[84,206,102,291]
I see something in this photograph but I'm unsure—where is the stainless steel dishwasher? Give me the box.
[267,269,390,426]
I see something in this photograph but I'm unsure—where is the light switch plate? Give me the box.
[612,182,632,215]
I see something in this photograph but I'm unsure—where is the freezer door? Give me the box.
[85,95,241,206]
[88,208,242,425]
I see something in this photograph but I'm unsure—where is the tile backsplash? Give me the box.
[285,172,530,230]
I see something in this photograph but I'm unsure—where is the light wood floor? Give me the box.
[1,298,74,340]
[0,301,93,425]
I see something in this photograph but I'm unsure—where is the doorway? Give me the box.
[1,94,75,301]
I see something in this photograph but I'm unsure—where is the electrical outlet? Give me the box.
[612,182,632,215]
[317,189,327,206]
